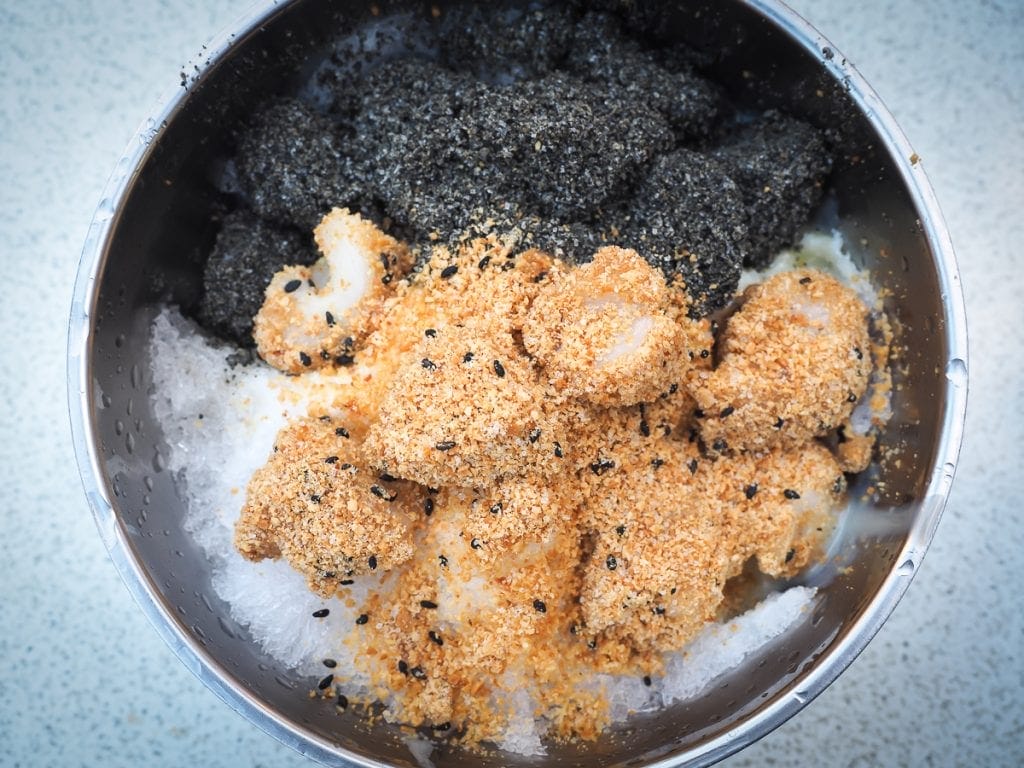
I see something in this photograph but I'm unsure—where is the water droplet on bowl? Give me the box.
[897,558,916,576]
[944,358,967,387]
[114,419,125,436]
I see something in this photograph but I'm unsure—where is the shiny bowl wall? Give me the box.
[68,1,967,766]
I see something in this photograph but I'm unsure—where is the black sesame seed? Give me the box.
[424,497,434,516]
[470,538,482,549]
[309,494,321,503]
[410,666,427,680]
[528,428,541,443]
[381,274,393,285]
[335,427,350,438]
[340,462,352,470]
[299,351,312,367]
[370,485,395,501]
[429,630,444,646]
[284,279,302,293]
[490,502,502,515]
[784,489,801,500]
[420,600,439,609]
[435,440,456,451]
[847,392,858,403]
[432,722,451,732]
[606,555,618,571]
[424,328,437,338]
[336,693,348,711]
[587,639,597,650]
[533,599,547,613]
[421,358,437,371]
[699,349,710,359]
[339,579,354,586]
[569,623,579,635]
[533,271,548,283]
[799,276,813,285]
[669,383,679,394]
[785,549,796,563]
[616,525,626,536]
[325,311,335,326]
[493,359,506,378]
[590,458,615,475]
[653,606,666,615]
[854,347,863,360]
[642,675,652,687]
[651,457,665,469]
[693,408,705,419]
[318,674,334,690]
[833,476,845,494]
[312,608,330,618]
[440,264,459,279]
[553,442,563,458]
[688,458,699,475]
[662,424,672,437]
[438,555,448,568]
[379,472,397,482]
[320,349,331,361]
[712,438,728,452]
[335,354,355,366]
[774,417,785,429]
[745,483,759,500]
[477,256,491,270]
[324,456,339,464]
[368,555,378,570]
[398,660,409,675]
[639,419,650,437]
[355,613,369,625]
[720,406,735,418]
[462,351,474,363]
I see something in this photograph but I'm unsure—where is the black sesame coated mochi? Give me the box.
[198,210,318,347]
[437,3,577,83]
[234,98,365,231]
[619,148,750,314]
[567,12,724,142]
[710,110,833,267]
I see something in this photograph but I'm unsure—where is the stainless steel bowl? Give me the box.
[67,1,968,766]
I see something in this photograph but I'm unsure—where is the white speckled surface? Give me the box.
[0,1,1021,766]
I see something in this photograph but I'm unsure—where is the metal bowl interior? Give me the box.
[68,1,967,766]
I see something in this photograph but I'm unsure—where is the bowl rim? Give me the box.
[66,1,969,766]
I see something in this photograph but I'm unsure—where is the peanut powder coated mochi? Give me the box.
[692,269,871,453]
[524,246,706,407]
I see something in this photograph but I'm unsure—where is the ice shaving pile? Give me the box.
[151,1,892,756]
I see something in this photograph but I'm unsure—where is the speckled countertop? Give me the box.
[1,1,1021,766]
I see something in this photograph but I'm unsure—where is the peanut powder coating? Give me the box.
[233,213,877,747]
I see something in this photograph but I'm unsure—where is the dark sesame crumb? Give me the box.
[774,417,785,429]
[410,666,427,680]
[335,354,355,366]
[424,497,435,516]
[569,623,579,635]
[587,639,597,650]
[336,693,348,711]
[699,349,710,359]
[325,311,335,326]
[462,351,474,363]
[340,462,352,470]
[335,427,350,438]
[745,483,759,500]
[590,458,615,475]
[712,438,728,452]
[493,359,506,377]
[693,408,705,418]
[299,351,312,367]
[528,428,542,443]
[533,599,547,613]
[421,358,438,371]
[785,548,796,563]
[356,613,369,625]
[434,440,457,451]
[370,485,396,501]
[440,264,459,279]
[854,347,863,360]
[669,383,679,394]
[368,555,378,570]
[553,442,563,458]
[379,472,398,482]
[309,494,321,503]
[420,599,439,609]
[438,555,448,568]
[429,630,444,646]
[653,606,666,615]
[490,502,502,515]
[799,276,812,285]
[616,525,626,536]
[688,458,698,474]
[651,457,665,469]
[606,555,618,571]
[432,722,451,732]
[639,419,650,437]
[284,279,302,293]
[470,538,482,549]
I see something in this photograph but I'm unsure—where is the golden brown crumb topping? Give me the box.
[238,214,880,747]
